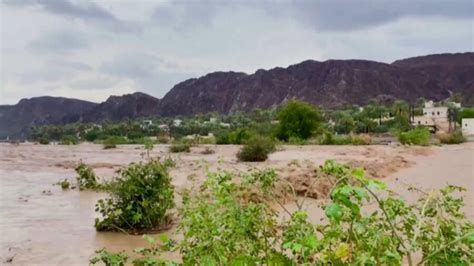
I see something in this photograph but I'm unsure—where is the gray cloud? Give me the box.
[151,1,222,31]
[3,0,141,32]
[19,59,92,84]
[263,0,473,31]
[28,30,88,54]
[151,0,472,32]
[99,53,196,95]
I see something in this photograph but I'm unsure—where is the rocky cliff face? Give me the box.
[0,97,97,138]
[158,53,474,116]
[82,92,160,122]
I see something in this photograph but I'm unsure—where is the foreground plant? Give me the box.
[91,160,473,265]
[94,159,175,233]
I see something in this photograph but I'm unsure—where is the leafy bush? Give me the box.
[75,162,99,190]
[398,127,431,145]
[92,160,474,265]
[237,135,276,162]
[215,128,251,145]
[277,100,322,141]
[169,142,191,153]
[178,169,286,264]
[60,135,79,145]
[438,130,466,144]
[94,159,175,232]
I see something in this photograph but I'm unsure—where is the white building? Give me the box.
[412,101,449,132]
[140,120,153,129]
[173,119,183,127]
[461,118,474,136]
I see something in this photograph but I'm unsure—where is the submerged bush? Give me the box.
[237,135,276,162]
[398,127,431,145]
[320,132,372,145]
[60,135,79,145]
[169,142,191,153]
[101,136,132,148]
[56,179,71,190]
[94,159,175,232]
[200,146,215,154]
[75,162,99,190]
[38,136,50,145]
[438,130,466,144]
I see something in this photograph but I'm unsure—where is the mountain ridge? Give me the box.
[1,52,473,138]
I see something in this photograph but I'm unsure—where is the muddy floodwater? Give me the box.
[1,143,473,265]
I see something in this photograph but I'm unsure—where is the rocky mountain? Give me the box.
[0,97,97,139]
[158,52,474,116]
[1,52,473,139]
[82,92,160,122]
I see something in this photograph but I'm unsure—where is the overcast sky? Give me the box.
[1,0,473,105]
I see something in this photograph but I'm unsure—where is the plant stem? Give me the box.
[417,231,473,265]
[363,184,413,266]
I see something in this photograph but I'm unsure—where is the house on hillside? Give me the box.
[461,118,474,136]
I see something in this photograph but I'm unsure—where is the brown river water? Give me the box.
[1,143,472,265]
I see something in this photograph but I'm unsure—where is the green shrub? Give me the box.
[438,130,466,144]
[398,127,430,145]
[75,162,99,190]
[237,135,276,162]
[277,100,322,141]
[94,159,175,232]
[102,136,125,149]
[38,136,50,145]
[216,129,251,145]
[169,142,191,153]
[56,179,71,190]
[60,135,78,145]
[287,136,308,145]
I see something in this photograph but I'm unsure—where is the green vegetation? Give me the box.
[91,160,474,265]
[320,132,372,145]
[55,179,71,190]
[457,107,474,123]
[38,136,50,145]
[75,162,100,190]
[59,135,79,145]
[277,100,322,141]
[438,130,466,144]
[398,127,431,145]
[94,159,175,232]
[29,99,469,148]
[237,135,276,162]
[169,142,191,153]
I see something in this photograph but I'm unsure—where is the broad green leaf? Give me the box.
[325,203,343,222]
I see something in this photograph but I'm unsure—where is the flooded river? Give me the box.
[1,143,472,265]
